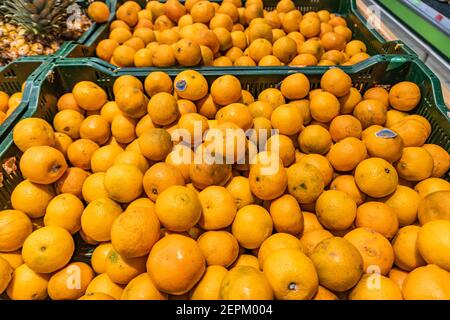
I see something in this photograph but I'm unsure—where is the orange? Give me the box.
[264,249,317,302]
[6,264,49,300]
[197,231,239,267]
[43,193,84,234]
[56,167,89,199]
[327,137,367,172]
[216,103,253,130]
[147,234,205,295]
[0,251,23,270]
[363,127,404,163]
[417,220,450,271]
[248,101,273,119]
[53,132,73,156]
[231,204,273,249]
[329,115,362,142]
[269,194,304,235]
[138,128,173,161]
[302,212,324,233]
[349,274,402,300]
[289,100,311,125]
[147,92,178,126]
[0,91,9,112]
[258,233,305,269]
[142,162,184,201]
[155,185,201,232]
[312,285,339,300]
[198,186,237,230]
[79,292,115,300]
[310,237,363,292]
[385,109,408,128]
[121,272,167,300]
[111,206,160,259]
[422,144,450,178]
[320,68,352,97]
[356,202,399,239]
[247,38,272,63]
[305,93,339,120]
[271,36,297,63]
[389,81,421,111]
[344,38,367,56]
[13,118,55,152]
[316,190,357,231]
[67,139,99,170]
[111,114,137,144]
[287,162,324,204]
[106,248,146,284]
[109,27,132,44]
[363,86,389,107]
[190,265,228,300]
[90,145,124,173]
[330,175,366,205]
[353,99,387,128]
[22,225,74,273]
[127,197,155,210]
[390,118,429,147]
[389,268,409,290]
[354,157,398,198]
[339,87,362,114]
[11,180,54,219]
[85,273,124,299]
[382,186,420,226]
[72,81,107,111]
[19,146,67,184]
[91,242,113,274]
[395,147,433,182]
[114,150,149,173]
[232,254,260,270]
[220,265,273,300]
[281,10,302,33]
[104,163,143,203]
[225,176,255,209]
[298,125,332,154]
[299,16,320,38]
[95,39,119,61]
[47,262,94,300]
[81,172,109,203]
[258,88,286,109]
[249,152,287,201]
[300,229,333,256]
[0,256,12,294]
[191,1,215,23]
[402,264,450,300]
[173,70,208,101]
[270,104,303,135]
[210,75,241,106]
[415,178,450,199]
[392,225,426,271]
[144,71,173,97]
[81,197,123,242]
[79,115,111,145]
[344,228,394,275]
[189,147,232,189]
[0,210,32,252]
[290,53,318,66]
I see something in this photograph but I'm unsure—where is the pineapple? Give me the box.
[0,0,92,65]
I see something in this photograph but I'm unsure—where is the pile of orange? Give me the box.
[0,67,449,300]
[95,0,370,67]
[0,86,24,125]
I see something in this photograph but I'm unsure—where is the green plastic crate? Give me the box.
[64,0,416,68]
[0,55,447,265]
[0,57,49,144]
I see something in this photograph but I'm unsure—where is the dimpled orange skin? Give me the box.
[19,146,68,184]
[146,234,206,295]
